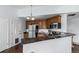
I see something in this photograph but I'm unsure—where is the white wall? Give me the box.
[61,14,67,32]
[16,17,26,39]
[0,6,26,51]
[18,17,26,32]
[17,5,79,17]
[0,18,9,51]
[67,13,79,44]
[0,6,17,18]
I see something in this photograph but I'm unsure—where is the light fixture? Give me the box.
[26,5,35,20]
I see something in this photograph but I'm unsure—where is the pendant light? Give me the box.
[26,5,35,20]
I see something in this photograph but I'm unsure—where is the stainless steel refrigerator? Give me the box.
[28,25,36,38]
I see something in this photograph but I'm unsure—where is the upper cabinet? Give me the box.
[26,16,61,29]
[46,16,61,29]
[26,19,47,29]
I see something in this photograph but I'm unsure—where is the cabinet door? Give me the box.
[0,18,9,52]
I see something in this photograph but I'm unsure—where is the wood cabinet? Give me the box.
[26,16,61,29]
[38,20,47,29]
[26,19,47,29]
[23,32,28,39]
[46,16,61,28]
[24,16,61,43]
[23,32,29,43]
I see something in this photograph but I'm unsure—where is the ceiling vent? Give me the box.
[68,14,76,16]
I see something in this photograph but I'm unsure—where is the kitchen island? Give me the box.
[23,32,75,53]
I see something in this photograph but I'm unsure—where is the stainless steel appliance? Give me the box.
[50,23,61,29]
[28,25,36,38]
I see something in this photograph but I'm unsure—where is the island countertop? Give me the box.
[23,32,75,44]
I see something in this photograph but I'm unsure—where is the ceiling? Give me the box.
[20,12,79,20]
[15,5,79,20]
[35,12,79,19]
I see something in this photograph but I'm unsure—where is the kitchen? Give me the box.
[0,5,79,53]
[23,14,75,53]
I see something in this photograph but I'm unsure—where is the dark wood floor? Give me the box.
[0,43,23,53]
[72,44,79,53]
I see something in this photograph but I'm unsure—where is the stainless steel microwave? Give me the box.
[50,23,61,29]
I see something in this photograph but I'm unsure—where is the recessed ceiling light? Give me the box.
[68,14,76,16]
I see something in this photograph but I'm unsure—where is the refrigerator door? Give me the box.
[29,30,32,38]
[28,25,32,30]
[28,25,36,38]
[28,25,32,38]
[32,30,36,38]
[32,25,36,38]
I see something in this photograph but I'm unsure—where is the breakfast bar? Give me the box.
[23,32,75,53]
[23,32,75,44]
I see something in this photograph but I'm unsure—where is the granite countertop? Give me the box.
[23,32,75,44]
